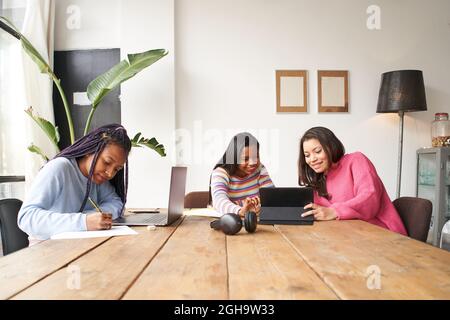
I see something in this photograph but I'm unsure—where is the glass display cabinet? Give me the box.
[416,147,450,246]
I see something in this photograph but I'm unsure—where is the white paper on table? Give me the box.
[50,226,138,240]
[183,208,222,218]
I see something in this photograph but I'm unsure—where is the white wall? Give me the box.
[53,0,450,207]
[175,0,450,199]
[54,0,120,50]
[119,0,175,207]
[55,0,175,207]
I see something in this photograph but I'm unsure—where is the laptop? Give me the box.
[113,166,187,226]
[259,187,314,225]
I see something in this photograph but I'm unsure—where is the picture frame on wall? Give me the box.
[276,70,307,113]
[318,70,348,112]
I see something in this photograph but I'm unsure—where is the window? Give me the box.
[0,0,27,199]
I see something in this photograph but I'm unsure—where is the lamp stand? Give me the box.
[396,111,405,199]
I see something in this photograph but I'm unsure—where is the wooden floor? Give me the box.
[1,215,449,300]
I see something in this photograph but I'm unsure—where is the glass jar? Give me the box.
[431,112,450,147]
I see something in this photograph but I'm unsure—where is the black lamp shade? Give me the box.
[377,70,427,113]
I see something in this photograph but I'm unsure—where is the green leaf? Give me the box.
[131,133,166,157]
[87,49,168,108]
[0,16,53,76]
[21,37,53,74]
[0,16,20,39]
[25,107,60,150]
[131,132,142,144]
[27,144,49,162]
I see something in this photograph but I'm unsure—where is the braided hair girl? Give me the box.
[56,123,131,213]
[18,123,132,242]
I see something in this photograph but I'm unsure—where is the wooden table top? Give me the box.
[1,214,449,300]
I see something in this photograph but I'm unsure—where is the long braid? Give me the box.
[78,140,106,212]
[124,160,128,207]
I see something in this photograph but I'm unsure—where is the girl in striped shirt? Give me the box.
[210,132,274,217]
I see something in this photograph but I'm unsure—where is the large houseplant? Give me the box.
[0,16,166,161]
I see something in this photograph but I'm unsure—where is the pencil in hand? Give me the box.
[88,197,112,229]
[88,197,103,213]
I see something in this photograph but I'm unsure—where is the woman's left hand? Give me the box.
[302,203,337,221]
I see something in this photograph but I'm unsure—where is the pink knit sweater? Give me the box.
[314,152,407,235]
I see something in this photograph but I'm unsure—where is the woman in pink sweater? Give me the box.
[298,127,407,235]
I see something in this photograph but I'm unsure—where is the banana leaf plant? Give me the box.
[0,16,167,161]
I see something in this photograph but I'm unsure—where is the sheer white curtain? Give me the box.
[0,0,27,198]
[0,33,25,176]
[0,0,56,196]
[21,0,57,189]
[0,0,56,254]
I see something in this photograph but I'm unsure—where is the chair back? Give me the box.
[393,197,432,242]
[0,199,29,255]
[184,191,209,208]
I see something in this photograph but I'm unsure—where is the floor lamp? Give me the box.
[376,70,427,199]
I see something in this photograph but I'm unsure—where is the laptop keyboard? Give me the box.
[136,214,167,224]
[116,213,167,225]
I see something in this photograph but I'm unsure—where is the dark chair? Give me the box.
[184,191,209,208]
[0,198,29,255]
[393,197,432,242]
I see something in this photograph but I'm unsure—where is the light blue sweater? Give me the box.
[18,157,123,240]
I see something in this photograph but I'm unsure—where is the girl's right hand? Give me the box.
[86,212,113,230]
[238,197,260,217]
[248,196,261,215]
[238,198,253,217]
